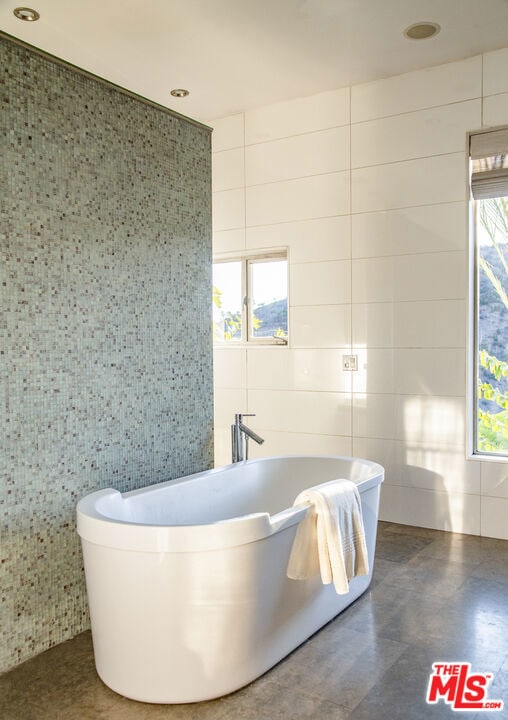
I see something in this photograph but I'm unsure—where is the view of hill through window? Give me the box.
[213,256,288,343]
[477,196,508,454]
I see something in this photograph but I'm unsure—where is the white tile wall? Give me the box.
[481,461,508,499]
[291,305,351,348]
[246,171,350,226]
[352,300,465,349]
[246,126,350,185]
[249,389,352,436]
[351,55,481,123]
[245,87,350,145]
[212,188,245,231]
[249,430,352,458]
[480,496,508,540]
[483,47,508,97]
[247,348,351,392]
[351,100,480,168]
[351,153,466,214]
[247,215,350,263]
[352,202,466,258]
[379,484,481,535]
[212,148,245,192]
[208,113,244,152]
[352,252,466,304]
[213,227,246,254]
[483,92,508,127]
[212,48,508,539]
[291,260,351,306]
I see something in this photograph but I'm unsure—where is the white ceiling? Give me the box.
[2,0,508,123]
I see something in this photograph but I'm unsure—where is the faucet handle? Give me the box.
[235,412,255,421]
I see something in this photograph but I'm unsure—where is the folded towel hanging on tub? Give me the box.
[287,479,369,594]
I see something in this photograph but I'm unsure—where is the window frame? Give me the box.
[468,127,508,460]
[213,249,289,347]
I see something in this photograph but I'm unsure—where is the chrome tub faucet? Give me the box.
[231,413,264,463]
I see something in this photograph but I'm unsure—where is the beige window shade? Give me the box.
[470,127,508,200]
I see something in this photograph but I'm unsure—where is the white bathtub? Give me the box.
[77,455,383,704]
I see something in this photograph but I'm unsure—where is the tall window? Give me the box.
[213,252,288,344]
[470,127,508,456]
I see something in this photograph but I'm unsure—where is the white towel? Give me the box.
[287,479,369,594]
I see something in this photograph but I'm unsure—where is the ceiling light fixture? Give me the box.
[13,7,40,21]
[404,21,440,40]
[170,88,189,98]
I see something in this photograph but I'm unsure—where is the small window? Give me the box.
[469,128,508,457]
[213,252,288,345]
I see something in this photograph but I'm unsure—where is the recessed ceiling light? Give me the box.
[404,22,441,40]
[13,7,40,21]
[170,88,189,98]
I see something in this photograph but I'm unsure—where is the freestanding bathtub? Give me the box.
[77,455,383,704]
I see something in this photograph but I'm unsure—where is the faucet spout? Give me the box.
[231,413,265,463]
[238,422,264,446]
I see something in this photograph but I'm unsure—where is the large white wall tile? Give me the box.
[481,461,508,499]
[352,153,466,214]
[379,484,481,535]
[292,259,351,306]
[351,55,481,123]
[245,88,350,145]
[393,349,465,397]
[383,441,481,496]
[246,127,350,186]
[483,47,508,97]
[212,188,245,231]
[395,395,466,446]
[483,92,508,127]
[352,300,465,353]
[213,228,246,254]
[353,348,395,395]
[248,430,352,458]
[247,216,350,263]
[352,252,466,303]
[354,394,466,446]
[352,202,466,258]
[247,348,351,392]
[352,100,480,168]
[213,347,247,389]
[352,303,394,349]
[249,389,352,436]
[213,387,248,428]
[212,148,245,192]
[291,305,351,348]
[394,300,465,348]
[481,496,508,540]
[209,113,244,152]
[353,393,397,440]
[246,172,350,226]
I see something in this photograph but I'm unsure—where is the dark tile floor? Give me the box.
[2,522,507,720]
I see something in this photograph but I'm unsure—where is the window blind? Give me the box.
[470,127,508,200]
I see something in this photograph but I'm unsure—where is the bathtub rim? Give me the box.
[77,454,384,553]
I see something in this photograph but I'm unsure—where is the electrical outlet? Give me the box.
[342,354,358,371]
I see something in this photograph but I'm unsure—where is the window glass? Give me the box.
[249,258,288,340]
[475,196,508,455]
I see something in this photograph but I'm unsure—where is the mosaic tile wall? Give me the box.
[0,35,213,672]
